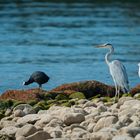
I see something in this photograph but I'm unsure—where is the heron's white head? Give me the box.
[138,63,140,67]
[96,43,113,48]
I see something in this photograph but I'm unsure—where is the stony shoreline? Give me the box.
[0,80,140,140]
[0,96,140,140]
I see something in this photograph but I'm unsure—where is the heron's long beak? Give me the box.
[96,45,105,48]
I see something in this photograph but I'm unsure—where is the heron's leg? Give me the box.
[117,86,120,100]
[114,83,118,103]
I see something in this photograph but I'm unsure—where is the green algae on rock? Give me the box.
[69,92,86,100]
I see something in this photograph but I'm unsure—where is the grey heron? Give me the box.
[23,71,49,88]
[96,43,129,101]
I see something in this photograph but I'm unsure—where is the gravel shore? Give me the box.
[0,96,140,140]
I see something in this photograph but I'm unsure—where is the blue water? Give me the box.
[0,0,140,93]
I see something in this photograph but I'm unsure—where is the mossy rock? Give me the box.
[44,93,59,100]
[68,100,76,105]
[0,100,15,110]
[61,102,71,107]
[134,93,140,100]
[100,96,111,102]
[27,100,38,106]
[55,93,69,100]
[35,101,47,110]
[58,99,69,104]
[46,99,57,105]
[69,92,86,100]
[13,101,25,108]
[122,93,132,97]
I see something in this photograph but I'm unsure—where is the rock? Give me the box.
[0,126,18,138]
[77,99,89,104]
[37,110,48,114]
[71,107,88,115]
[50,80,115,98]
[16,124,37,137]
[119,115,133,126]
[0,89,45,101]
[93,116,118,132]
[134,93,140,98]
[14,109,25,117]
[69,92,86,99]
[130,84,140,95]
[91,131,113,140]
[97,104,107,112]
[45,118,64,128]
[135,134,140,140]
[85,111,100,121]
[16,136,27,140]
[112,135,134,140]
[0,134,14,140]
[34,114,55,129]
[71,127,89,139]
[44,126,62,138]
[83,101,97,108]
[117,97,133,108]
[99,127,118,136]
[26,131,51,140]
[0,120,16,129]
[16,114,42,125]
[87,123,96,133]
[119,127,140,137]
[120,100,140,111]
[63,113,85,126]
[14,104,36,115]
[5,109,12,116]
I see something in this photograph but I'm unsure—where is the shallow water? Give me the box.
[0,0,140,93]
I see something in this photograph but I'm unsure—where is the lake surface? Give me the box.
[0,0,140,93]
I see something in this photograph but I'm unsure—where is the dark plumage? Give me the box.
[23,71,49,88]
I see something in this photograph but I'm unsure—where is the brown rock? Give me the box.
[130,84,140,95]
[0,88,46,101]
[50,80,115,98]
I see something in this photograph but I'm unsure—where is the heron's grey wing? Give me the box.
[109,60,129,92]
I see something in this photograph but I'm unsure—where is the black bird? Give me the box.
[23,71,50,88]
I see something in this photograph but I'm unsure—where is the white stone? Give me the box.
[93,116,118,132]
[0,126,18,137]
[14,104,35,115]
[16,114,43,125]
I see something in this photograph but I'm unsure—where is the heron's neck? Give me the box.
[105,46,114,65]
